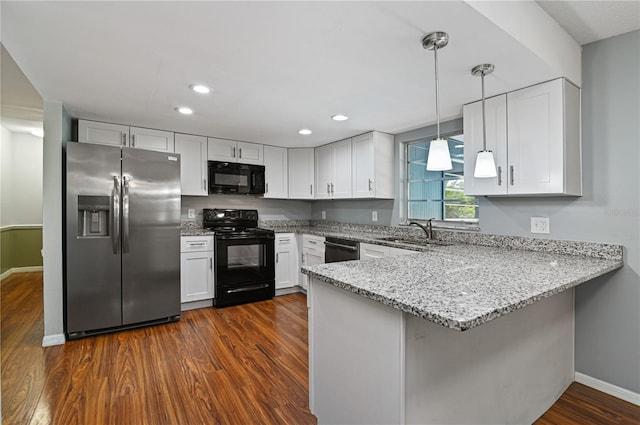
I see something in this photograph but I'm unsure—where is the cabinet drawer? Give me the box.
[276,233,295,247]
[303,234,325,250]
[180,236,213,252]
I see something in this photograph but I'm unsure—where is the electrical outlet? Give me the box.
[188,208,195,219]
[372,211,378,222]
[321,210,326,220]
[531,217,550,234]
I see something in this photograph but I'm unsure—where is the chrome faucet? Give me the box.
[409,219,434,240]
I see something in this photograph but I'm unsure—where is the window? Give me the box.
[406,134,478,222]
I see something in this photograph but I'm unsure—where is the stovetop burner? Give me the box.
[202,208,274,239]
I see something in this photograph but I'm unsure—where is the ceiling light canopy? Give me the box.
[298,129,312,135]
[176,107,193,115]
[423,31,452,172]
[190,84,211,94]
[471,63,498,178]
[331,114,349,121]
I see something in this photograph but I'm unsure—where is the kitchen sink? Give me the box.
[374,236,450,246]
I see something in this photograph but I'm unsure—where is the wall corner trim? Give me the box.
[575,372,640,406]
[42,333,66,347]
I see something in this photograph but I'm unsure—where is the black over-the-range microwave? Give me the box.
[208,160,266,195]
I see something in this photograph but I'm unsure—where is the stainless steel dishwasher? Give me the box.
[324,237,359,263]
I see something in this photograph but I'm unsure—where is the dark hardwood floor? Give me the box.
[2,272,639,424]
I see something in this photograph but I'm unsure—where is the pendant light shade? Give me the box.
[471,63,497,178]
[474,150,497,177]
[427,138,453,171]
[423,32,453,172]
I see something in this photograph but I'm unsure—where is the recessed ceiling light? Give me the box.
[31,129,44,137]
[298,129,312,135]
[176,107,193,115]
[331,114,349,121]
[190,84,211,94]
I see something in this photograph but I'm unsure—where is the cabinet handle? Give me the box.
[309,240,317,245]
[497,166,502,186]
[301,253,305,263]
[310,184,313,195]
[276,253,279,263]
[266,182,269,193]
[368,179,373,191]
[122,133,126,147]
[239,148,242,158]
[203,179,206,190]
[232,147,236,158]
[327,183,330,194]
[510,165,514,186]
[132,134,136,147]
[210,257,213,270]
[331,183,334,194]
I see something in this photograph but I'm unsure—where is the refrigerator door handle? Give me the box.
[122,175,131,253]
[112,176,121,254]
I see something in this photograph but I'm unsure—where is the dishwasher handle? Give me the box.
[324,240,358,252]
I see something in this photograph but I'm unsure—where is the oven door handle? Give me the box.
[324,241,358,251]
[225,283,270,294]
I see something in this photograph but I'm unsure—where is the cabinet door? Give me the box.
[288,148,315,199]
[174,133,208,196]
[275,233,296,289]
[463,95,508,196]
[302,247,325,291]
[331,138,352,198]
[208,137,238,162]
[315,144,333,199]
[352,133,375,198]
[264,146,288,198]
[78,120,129,147]
[180,251,214,303]
[360,243,389,259]
[507,79,564,195]
[237,141,264,165]
[130,127,174,152]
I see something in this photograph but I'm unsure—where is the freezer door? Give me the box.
[121,148,181,324]
[66,143,123,333]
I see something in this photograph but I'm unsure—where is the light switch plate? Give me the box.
[372,211,378,222]
[531,217,550,234]
[188,208,195,219]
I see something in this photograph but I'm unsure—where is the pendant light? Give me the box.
[422,31,452,171]
[472,64,497,178]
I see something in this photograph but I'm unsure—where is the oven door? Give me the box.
[214,235,275,306]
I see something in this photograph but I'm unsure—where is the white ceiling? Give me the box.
[1,1,638,148]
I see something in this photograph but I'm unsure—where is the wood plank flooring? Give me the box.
[3,271,639,424]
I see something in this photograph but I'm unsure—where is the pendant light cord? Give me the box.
[481,71,487,151]
[434,45,440,139]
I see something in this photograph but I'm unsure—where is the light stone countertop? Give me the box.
[301,243,623,331]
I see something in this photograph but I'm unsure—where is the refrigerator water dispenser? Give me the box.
[77,195,110,237]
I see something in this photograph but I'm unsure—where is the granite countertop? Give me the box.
[302,244,623,331]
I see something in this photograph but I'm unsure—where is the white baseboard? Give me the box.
[0,266,43,280]
[42,333,66,347]
[275,286,302,296]
[575,372,640,406]
[181,299,213,311]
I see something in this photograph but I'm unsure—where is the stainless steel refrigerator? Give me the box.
[65,142,181,339]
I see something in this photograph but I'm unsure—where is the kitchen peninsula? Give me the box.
[302,237,623,424]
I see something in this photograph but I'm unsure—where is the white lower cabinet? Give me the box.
[360,243,414,259]
[275,233,297,289]
[180,236,214,307]
[301,234,325,290]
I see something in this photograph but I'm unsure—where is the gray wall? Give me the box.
[479,30,640,393]
[42,100,72,343]
[182,195,312,223]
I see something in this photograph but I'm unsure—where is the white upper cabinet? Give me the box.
[78,120,174,153]
[174,133,208,196]
[207,138,264,165]
[263,146,288,199]
[464,78,582,196]
[288,148,315,199]
[78,120,129,147]
[130,127,175,153]
[351,131,395,199]
[315,138,352,199]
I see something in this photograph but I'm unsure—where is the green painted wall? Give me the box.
[0,227,43,274]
